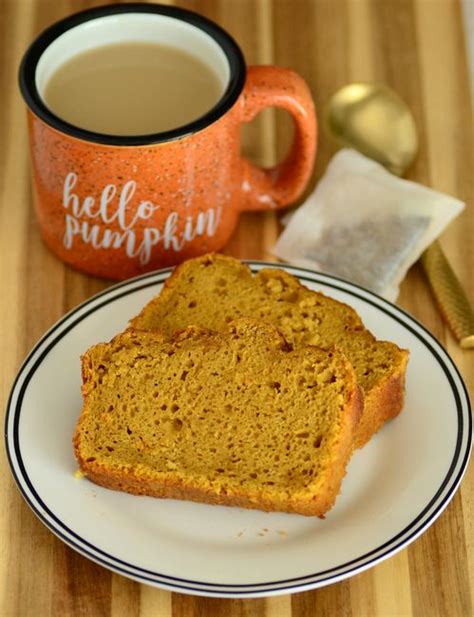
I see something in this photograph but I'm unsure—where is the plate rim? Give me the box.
[4,262,472,597]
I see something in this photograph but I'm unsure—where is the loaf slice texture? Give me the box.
[74,320,362,517]
[131,254,408,448]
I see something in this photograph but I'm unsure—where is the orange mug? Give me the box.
[20,3,317,280]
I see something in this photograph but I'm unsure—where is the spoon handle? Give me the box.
[421,241,474,348]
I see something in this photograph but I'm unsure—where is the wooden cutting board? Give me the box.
[0,1,472,615]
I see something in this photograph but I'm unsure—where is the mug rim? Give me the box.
[19,2,246,147]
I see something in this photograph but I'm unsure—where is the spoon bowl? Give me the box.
[326,82,418,176]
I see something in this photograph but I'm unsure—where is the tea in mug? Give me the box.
[43,42,223,136]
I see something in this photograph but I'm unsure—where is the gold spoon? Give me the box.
[326,82,474,348]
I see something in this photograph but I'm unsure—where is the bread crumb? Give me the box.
[237,530,245,538]
[277,530,288,538]
[74,469,85,479]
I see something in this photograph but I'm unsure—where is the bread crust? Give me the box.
[355,354,408,447]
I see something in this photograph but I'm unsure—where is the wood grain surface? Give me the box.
[1,0,473,615]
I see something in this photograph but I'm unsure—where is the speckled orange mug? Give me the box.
[20,3,317,280]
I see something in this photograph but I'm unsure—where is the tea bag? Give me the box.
[274,149,465,301]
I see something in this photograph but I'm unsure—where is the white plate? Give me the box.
[5,263,472,598]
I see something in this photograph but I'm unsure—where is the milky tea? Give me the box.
[43,42,223,136]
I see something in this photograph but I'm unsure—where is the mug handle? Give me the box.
[239,65,317,211]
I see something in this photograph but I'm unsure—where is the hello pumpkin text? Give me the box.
[62,172,221,264]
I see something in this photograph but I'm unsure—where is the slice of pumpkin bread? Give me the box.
[74,320,362,517]
[131,254,408,447]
